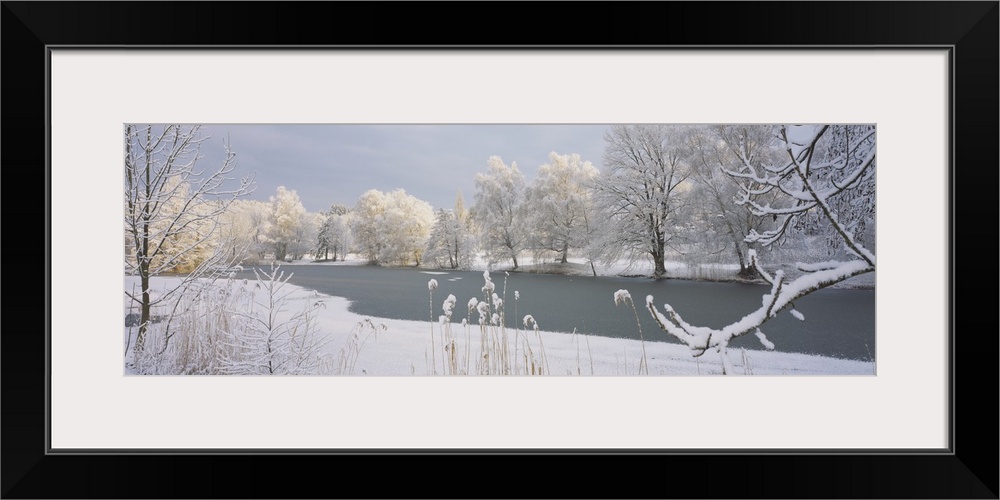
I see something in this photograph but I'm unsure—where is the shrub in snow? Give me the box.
[127,264,333,375]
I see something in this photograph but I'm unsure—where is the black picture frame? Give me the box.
[3,2,996,498]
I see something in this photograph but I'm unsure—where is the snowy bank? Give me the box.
[125,274,874,376]
[276,253,875,290]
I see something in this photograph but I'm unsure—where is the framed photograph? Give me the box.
[117,121,878,380]
[5,2,995,498]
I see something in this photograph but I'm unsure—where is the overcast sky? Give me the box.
[192,124,612,213]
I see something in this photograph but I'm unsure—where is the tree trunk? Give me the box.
[512,255,519,270]
[559,242,569,264]
[653,256,667,279]
[135,272,150,354]
[652,237,666,279]
[734,244,758,279]
[135,147,152,354]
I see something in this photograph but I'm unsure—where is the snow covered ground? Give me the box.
[125,271,875,376]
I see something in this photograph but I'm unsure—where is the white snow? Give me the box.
[442,294,457,317]
[125,276,872,375]
[523,314,536,328]
[754,329,775,350]
[797,260,842,272]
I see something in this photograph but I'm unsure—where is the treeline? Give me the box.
[128,124,876,279]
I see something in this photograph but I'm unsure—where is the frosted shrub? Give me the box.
[127,264,333,375]
[217,264,332,374]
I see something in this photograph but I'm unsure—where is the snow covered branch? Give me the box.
[639,257,874,366]
[124,124,256,355]
[631,124,876,373]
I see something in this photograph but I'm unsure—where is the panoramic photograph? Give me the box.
[123,124,876,376]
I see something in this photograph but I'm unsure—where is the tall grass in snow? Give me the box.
[427,271,550,375]
[614,289,648,375]
[428,279,438,374]
[336,318,385,375]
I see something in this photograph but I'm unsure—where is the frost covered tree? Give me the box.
[352,189,388,264]
[454,190,468,225]
[217,199,271,264]
[351,189,433,266]
[685,125,782,278]
[424,208,474,269]
[524,152,600,264]
[316,203,352,261]
[288,211,323,260]
[786,125,877,256]
[382,189,434,265]
[471,156,528,269]
[329,211,353,261]
[265,186,307,261]
[590,125,692,278]
[124,124,255,355]
[640,125,876,374]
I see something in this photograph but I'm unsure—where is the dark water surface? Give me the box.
[236,265,876,361]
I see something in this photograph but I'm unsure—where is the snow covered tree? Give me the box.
[454,190,468,225]
[316,203,352,261]
[424,208,475,269]
[287,211,323,260]
[315,212,333,261]
[641,124,876,374]
[471,156,528,269]
[786,125,877,257]
[351,189,433,266]
[524,152,599,264]
[685,125,782,278]
[329,210,353,261]
[382,189,435,266]
[352,189,387,264]
[217,199,271,264]
[124,124,255,355]
[265,186,307,261]
[590,125,693,278]
[136,177,216,274]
